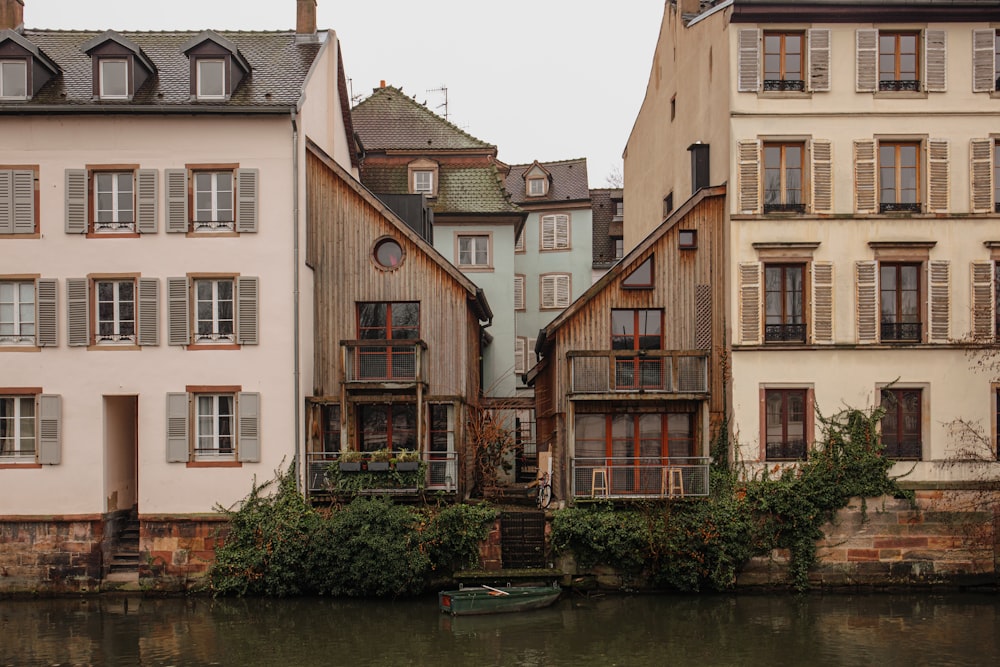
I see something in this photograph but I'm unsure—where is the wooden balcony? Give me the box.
[568,350,708,396]
[571,457,710,499]
[341,339,427,385]
[306,450,458,497]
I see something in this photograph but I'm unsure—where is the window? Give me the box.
[428,403,456,488]
[880,388,922,460]
[457,234,490,268]
[194,171,233,231]
[356,302,419,380]
[196,393,235,459]
[678,230,697,250]
[94,172,134,232]
[165,167,256,234]
[996,31,1000,91]
[515,228,525,253]
[357,403,417,452]
[66,276,155,348]
[765,389,807,460]
[195,278,234,344]
[540,273,570,309]
[0,280,34,345]
[763,32,804,91]
[515,336,526,374]
[321,404,341,453]
[413,170,433,194]
[614,200,624,220]
[65,168,156,236]
[611,309,663,390]
[663,192,673,217]
[540,214,570,250]
[167,275,257,347]
[880,263,921,342]
[763,142,804,213]
[0,168,37,235]
[879,142,920,213]
[95,279,135,344]
[879,32,919,92]
[622,257,653,288]
[764,264,805,342]
[0,60,27,100]
[514,274,525,311]
[166,390,259,464]
[613,238,624,260]
[373,237,403,269]
[0,395,35,461]
[527,177,546,196]
[99,58,128,99]
[196,59,225,99]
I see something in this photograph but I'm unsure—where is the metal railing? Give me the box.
[572,457,710,499]
[880,321,921,342]
[765,323,806,343]
[879,202,921,214]
[763,79,805,92]
[882,439,922,460]
[342,340,426,383]
[305,449,457,495]
[569,351,708,394]
[766,439,808,461]
[879,79,919,92]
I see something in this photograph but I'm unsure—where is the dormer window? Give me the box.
[407,158,439,197]
[82,32,155,102]
[99,59,128,99]
[523,162,551,197]
[197,59,226,99]
[0,30,59,102]
[0,60,27,100]
[528,177,546,197]
[181,31,249,102]
[413,170,433,194]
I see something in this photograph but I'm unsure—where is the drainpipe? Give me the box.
[291,112,302,491]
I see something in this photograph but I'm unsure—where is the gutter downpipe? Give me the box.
[291,111,302,492]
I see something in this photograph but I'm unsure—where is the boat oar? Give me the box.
[482,585,510,596]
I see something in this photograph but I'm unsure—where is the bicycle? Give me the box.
[536,471,552,509]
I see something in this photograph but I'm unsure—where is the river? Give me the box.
[1,592,998,666]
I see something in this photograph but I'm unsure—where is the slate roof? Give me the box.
[3,29,323,110]
[590,188,623,269]
[362,163,522,215]
[505,158,590,205]
[352,85,495,153]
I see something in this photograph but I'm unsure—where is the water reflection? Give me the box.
[1,593,998,666]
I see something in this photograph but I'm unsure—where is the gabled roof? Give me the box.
[361,163,522,216]
[179,30,251,72]
[0,28,58,74]
[505,158,590,205]
[79,30,156,72]
[352,85,495,153]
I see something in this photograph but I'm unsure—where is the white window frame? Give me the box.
[193,171,234,230]
[457,234,491,268]
[99,58,128,99]
[94,171,135,231]
[0,60,28,100]
[527,177,546,197]
[196,59,226,99]
[194,278,235,343]
[195,393,235,460]
[0,280,35,345]
[0,395,36,462]
[94,278,136,345]
[413,170,434,194]
[540,214,570,250]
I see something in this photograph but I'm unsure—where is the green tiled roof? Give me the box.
[363,164,521,215]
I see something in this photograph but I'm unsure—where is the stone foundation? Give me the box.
[0,516,104,594]
[139,515,230,592]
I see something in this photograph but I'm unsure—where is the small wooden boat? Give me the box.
[438,584,561,616]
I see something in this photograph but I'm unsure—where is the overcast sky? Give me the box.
[24,1,664,187]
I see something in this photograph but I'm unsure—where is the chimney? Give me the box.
[296,0,317,35]
[0,0,24,31]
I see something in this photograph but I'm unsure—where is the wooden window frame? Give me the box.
[527,177,546,197]
[763,31,804,91]
[191,168,235,232]
[0,391,40,464]
[88,165,139,237]
[878,386,924,460]
[678,230,698,250]
[879,262,922,342]
[762,387,810,461]
[763,141,806,213]
[356,402,418,453]
[613,237,624,260]
[764,263,807,343]
[456,233,492,271]
[878,141,921,213]
[98,57,129,99]
[193,391,237,462]
[91,275,138,348]
[574,412,697,468]
[514,227,525,254]
[192,276,236,347]
[622,257,654,289]
[878,31,920,91]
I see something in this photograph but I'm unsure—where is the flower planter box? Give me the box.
[339,462,362,472]
[395,462,420,472]
[367,462,390,472]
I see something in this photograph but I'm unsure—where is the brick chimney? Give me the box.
[296,0,317,35]
[0,0,24,31]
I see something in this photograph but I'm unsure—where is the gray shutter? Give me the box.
[65,169,87,234]
[811,262,834,344]
[807,28,831,92]
[854,140,877,214]
[236,276,259,345]
[12,170,34,234]
[856,29,878,92]
[137,278,159,346]
[970,138,994,213]
[928,260,950,343]
[739,262,761,345]
[38,394,61,465]
[66,278,89,347]
[235,168,258,233]
[167,277,190,345]
[737,29,760,93]
[811,139,833,213]
[0,170,11,234]
[973,29,996,93]
[36,278,57,347]
[971,261,995,341]
[136,169,158,234]
[927,139,949,213]
[165,169,188,233]
[923,30,946,93]
[237,392,260,463]
[166,392,190,462]
[737,140,760,214]
[556,275,570,308]
[695,284,712,350]
[855,261,878,344]
[514,338,525,375]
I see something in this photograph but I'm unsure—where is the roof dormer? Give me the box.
[408,158,440,198]
[181,31,250,101]
[81,31,155,101]
[523,161,551,198]
[0,29,58,102]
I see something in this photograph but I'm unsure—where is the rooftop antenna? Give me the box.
[427,86,449,120]
[348,77,363,105]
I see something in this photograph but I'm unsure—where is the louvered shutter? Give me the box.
[166,392,190,462]
[165,169,188,233]
[923,30,946,92]
[808,29,831,92]
[65,169,87,234]
[970,139,994,213]
[555,215,569,249]
[0,170,11,233]
[541,275,557,308]
[12,170,34,234]
[695,284,712,350]
[971,261,995,341]
[811,262,834,344]
[557,275,570,307]
[236,276,259,345]
[739,262,761,345]
[136,169,158,234]
[811,139,833,213]
[66,278,89,346]
[737,29,760,92]
[972,29,996,93]
[235,168,258,233]
[38,394,61,465]
[540,216,554,250]
[854,140,877,214]
[237,392,261,463]
[137,278,159,346]
[855,261,879,344]
[856,29,878,92]
[36,278,57,347]
[514,275,525,310]
[927,139,949,213]
[167,277,190,345]
[927,260,950,343]
[514,338,525,374]
[737,140,760,214]
[527,337,538,370]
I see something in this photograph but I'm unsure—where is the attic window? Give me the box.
[413,171,433,194]
[407,159,439,197]
[374,237,404,269]
[623,257,654,289]
[527,177,546,197]
[99,59,128,99]
[0,60,27,100]
[197,59,226,99]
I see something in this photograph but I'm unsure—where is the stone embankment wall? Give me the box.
[0,517,104,594]
[139,516,229,592]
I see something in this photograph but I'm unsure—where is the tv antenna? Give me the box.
[427,86,449,120]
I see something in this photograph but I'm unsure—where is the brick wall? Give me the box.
[0,517,104,594]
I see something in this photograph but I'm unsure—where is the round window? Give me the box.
[374,238,403,269]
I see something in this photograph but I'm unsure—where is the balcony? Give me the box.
[763,79,804,92]
[879,79,919,92]
[569,351,708,395]
[879,202,921,214]
[880,321,921,342]
[572,457,710,499]
[306,450,457,497]
[342,340,427,384]
[765,323,806,343]
[882,439,922,461]
[766,439,807,461]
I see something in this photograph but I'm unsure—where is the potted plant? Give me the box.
[368,449,391,472]
[394,450,421,472]
[338,450,363,472]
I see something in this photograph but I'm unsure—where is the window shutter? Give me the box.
[972,29,996,93]
[808,28,831,92]
[165,169,188,233]
[855,261,879,344]
[970,139,994,213]
[237,392,261,463]
[854,140,877,214]
[923,30,946,93]
[856,29,878,92]
[555,215,569,249]
[167,277,190,345]
[136,169,158,234]
[739,262,761,345]
[514,338,525,374]
[811,139,833,213]
[927,139,949,213]
[540,216,554,250]
[66,278,89,346]
[166,392,190,462]
[971,261,995,341]
[236,276,259,345]
[137,277,159,346]
[695,283,712,350]
[556,274,570,308]
[38,394,61,465]
[235,168,258,233]
[0,170,11,234]
[65,169,87,234]
[737,29,760,92]
[12,170,34,234]
[928,260,950,343]
[514,275,525,310]
[36,278,57,347]
[811,262,834,344]
[737,140,761,214]
[527,337,538,369]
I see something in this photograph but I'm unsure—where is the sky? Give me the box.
[23,1,665,188]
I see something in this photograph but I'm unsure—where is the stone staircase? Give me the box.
[105,509,140,586]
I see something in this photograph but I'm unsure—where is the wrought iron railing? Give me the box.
[879,202,921,213]
[766,439,808,461]
[879,79,919,92]
[880,321,921,342]
[572,457,710,498]
[342,339,426,383]
[882,439,922,460]
[763,203,806,214]
[765,323,806,343]
[763,79,805,92]
[569,351,708,394]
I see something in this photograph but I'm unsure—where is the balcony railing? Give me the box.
[572,457,710,499]
[879,79,919,92]
[880,321,921,342]
[879,202,921,214]
[306,449,457,496]
[763,203,806,214]
[569,351,708,394]
[882,439,922,460]
[766,439,808,461]
[765,323,806,343]
[342,339,426,383]
[763,79,805,92]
